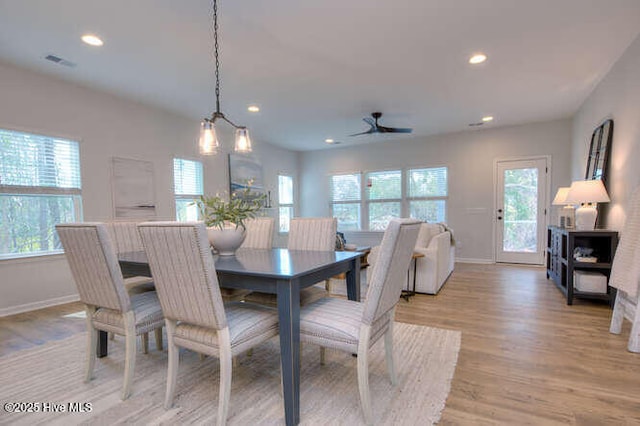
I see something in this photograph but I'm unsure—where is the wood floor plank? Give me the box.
[1,262,639,424]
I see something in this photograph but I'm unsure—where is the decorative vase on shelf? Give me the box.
[207,225,246,256]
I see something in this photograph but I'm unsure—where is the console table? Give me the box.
[546,226,618,305]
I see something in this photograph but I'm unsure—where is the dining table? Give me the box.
[112,247,362,426]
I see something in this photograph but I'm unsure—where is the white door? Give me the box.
[495,158,548,264]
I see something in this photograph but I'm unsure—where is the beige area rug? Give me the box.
[0,323,460,425]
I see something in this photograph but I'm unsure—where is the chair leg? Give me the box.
[357,324,373,425]
[610,292,624,334]
[217,327,233,426]
[122,311,137,400]
[629,302,640,353]
[84,306,97,382]
[142,332,149,354]
[164,319,179,409]
[319,347,326,365]
[154,328,163,351]
[385,310,397,385]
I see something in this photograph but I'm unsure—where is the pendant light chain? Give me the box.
[212,0,221,113]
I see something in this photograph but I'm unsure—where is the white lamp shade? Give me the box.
[565,180,610,204]
[552,187,571,205]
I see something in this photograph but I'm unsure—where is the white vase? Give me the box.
[207,225,246,256]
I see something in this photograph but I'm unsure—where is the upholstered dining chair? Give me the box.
[298,218,421,424]
[244,217,337,306]
[609,186,640,352]
[240,217,275,249]
[56,223,165,400]
[137,222,280,425]
[106,221,155,293]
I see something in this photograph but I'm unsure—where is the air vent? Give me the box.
[468,122,484,127]
[44,54,76,68]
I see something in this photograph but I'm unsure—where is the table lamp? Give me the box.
[552,187,574,228]
[565,180,610,230]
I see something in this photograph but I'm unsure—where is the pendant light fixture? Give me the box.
[199,0,252,155]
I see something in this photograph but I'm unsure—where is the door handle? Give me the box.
[498,209,503,213]
[498,216,503,220]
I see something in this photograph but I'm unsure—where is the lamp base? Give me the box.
[575,204,598,230]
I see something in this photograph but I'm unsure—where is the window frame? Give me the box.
[278,174,294,233]
[173,157,203,222]
[0,127,83,260]
[329,166,448,231]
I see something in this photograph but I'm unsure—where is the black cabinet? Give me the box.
[546,226,618,305]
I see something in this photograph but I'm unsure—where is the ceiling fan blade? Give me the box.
[349,129,374,137]
[363,117,376,127]
[377,125,413,133]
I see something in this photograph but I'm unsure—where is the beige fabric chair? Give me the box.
[56,223,164,400]
[298,218,421,424]
[244,217,337,306]
[106,221,155,294]
[137,222,279,425]
[609,186,640,352]
[240,217,275,249]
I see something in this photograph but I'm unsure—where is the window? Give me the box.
[0,128,82,259]
[278,174,294,232]
[329,166,448,231]
[366,170,402,231]
[407,167,447,223]
[330,173,361,230]
[173,158,203,221]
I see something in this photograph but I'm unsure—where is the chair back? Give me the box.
[288,217,337,251]
[56,223,130,312]
[106,221,144,254]
[363,218,421,325]
[138,222,227,330]
[241,217,275,249]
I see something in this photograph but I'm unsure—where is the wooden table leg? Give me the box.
[346,256,361,302]
[98,330,108,358]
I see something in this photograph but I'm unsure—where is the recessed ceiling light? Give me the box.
[482,116,494,122]
[247,105,260,112]
[81,34,104,47]
[325,138,334,144]
[469,53,487,64]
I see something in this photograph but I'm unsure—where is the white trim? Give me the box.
[455,257,494,264]
[0,294,80,317]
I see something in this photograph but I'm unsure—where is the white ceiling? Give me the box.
[0,0,639,151]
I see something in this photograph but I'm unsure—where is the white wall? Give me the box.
[300,119,572,262]
[571,34,640,231]
[0,60,298,314]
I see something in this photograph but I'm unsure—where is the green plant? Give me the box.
[196,190,265,230]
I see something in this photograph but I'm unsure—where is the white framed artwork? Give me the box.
[111,157,157,219]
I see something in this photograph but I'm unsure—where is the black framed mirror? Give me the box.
[585,119,613,187]
[585,119,613,227]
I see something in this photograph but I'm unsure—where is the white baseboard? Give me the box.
[0,294,80,317]
[455,258,495,264]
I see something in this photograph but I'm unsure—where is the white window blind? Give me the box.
[408,167,448,223]
[173,158,203,196]
[0,128,82,259]
[330,173,362,231]
[173,158,203,222]
[366,170,401,230]
[278,175,294,232]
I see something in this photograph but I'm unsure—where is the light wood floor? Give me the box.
[1,262,639,424]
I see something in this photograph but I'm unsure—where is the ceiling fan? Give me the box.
[349,112,413,136]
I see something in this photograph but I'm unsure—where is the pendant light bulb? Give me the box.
[199,120,219,155]
[234,127,252,153]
